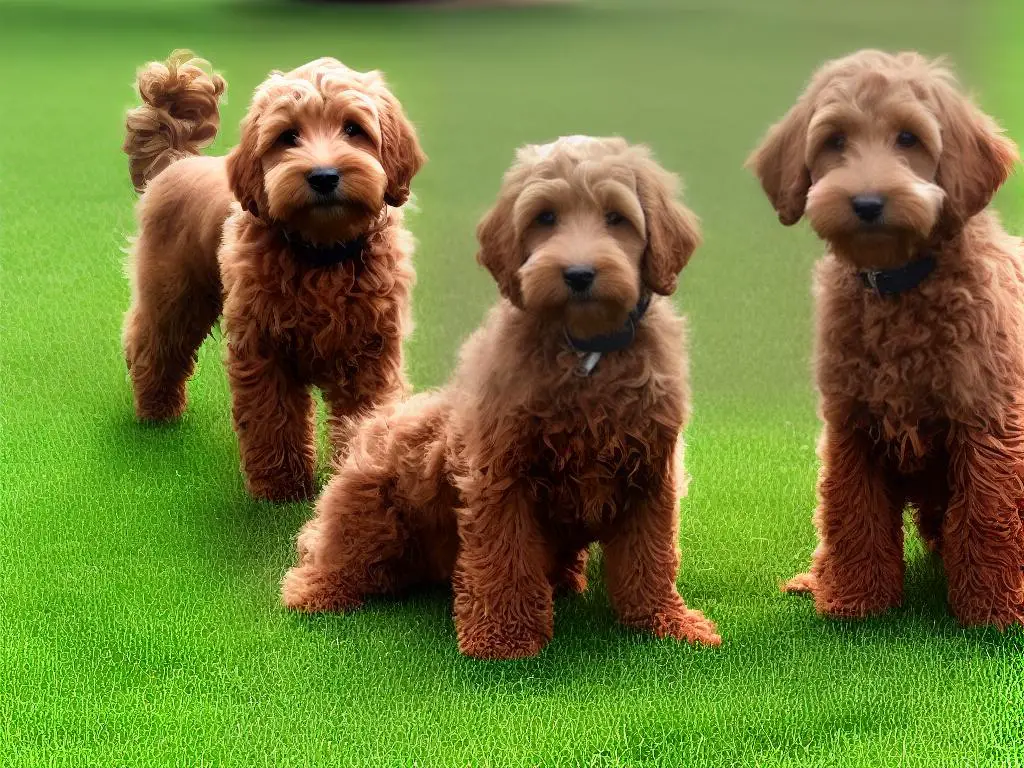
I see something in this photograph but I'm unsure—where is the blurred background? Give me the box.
[2,0,1022,765]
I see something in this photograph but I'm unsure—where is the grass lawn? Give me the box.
[2,0,1023,764]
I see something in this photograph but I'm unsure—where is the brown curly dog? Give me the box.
[121,52,425,501]
[282,136,720,658]
[748,50,1024,628]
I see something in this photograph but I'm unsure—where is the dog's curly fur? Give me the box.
[121,52,425,501]
[749,50,1024,627]
[282,136,720,657]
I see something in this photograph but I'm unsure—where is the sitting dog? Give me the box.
[122,52,425,501]
[748,50,1024,627]
[281,136,721,657]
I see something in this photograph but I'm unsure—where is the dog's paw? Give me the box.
[280,567,362,614]
[135,391,187,423]
[552,566,588,596]
[648,607,722,647]
[814,588,901,619]
[782,572,816,595]
[457,619,551,660]
[246,473,316,503]
[951,600,1024,630]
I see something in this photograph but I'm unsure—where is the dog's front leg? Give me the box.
[944,425,1024,628]
[453,480,554,659]
[792,422,904,618]
[604,465,720,646]
[228,344,317,502]
[323,342,409,464]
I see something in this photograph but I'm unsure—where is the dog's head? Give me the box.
[477,136,700,339]
[748,50,1018,268]
[226,57,426,244]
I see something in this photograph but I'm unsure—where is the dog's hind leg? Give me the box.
[281,469,425,613]
[123,240,220,423]
[552,545,590,595]
[283,396,459,611]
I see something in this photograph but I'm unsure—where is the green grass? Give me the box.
[2,0,1023,765]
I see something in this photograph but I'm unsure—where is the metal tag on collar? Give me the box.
[575,351,602,377]
[864,269,881,296]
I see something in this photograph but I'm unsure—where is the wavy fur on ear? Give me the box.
[634,150,702,296]
[933,81,1019,232]
[225,110,266,219]
[746,98,813,226]
[476,190,525,307]
[376,85,427,207]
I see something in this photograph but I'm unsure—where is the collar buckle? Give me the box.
[863,269,881,296]
[857,252,937,298]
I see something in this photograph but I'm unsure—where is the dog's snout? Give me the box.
[563,265,596,294]
[851,194,886,223]
[307,167,341,194]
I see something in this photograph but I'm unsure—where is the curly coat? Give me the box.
[282,137,720,658]
[121,52,424,501]
[749,50,1024,628]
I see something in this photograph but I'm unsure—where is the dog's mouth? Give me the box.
[854,217,911,234]
[306,196,347,211]
[830,227,926,270]
[302,195,380,218]
[567,289,595,303]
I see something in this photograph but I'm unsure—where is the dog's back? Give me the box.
[124,50,233,290]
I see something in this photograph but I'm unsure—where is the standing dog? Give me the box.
[282,136,720,658]
[122,52,425,501]
[749,50,1024,627]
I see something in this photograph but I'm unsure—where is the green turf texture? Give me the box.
[2,0,1023,765]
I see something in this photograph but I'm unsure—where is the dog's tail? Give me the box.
[123,50,226,193]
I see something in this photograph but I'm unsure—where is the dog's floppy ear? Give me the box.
[377,89,427,208]
[934,86,1018,232]
[746,98,813,226]
[226,109,267,219]
[635,154,702,296]
[476,192,525,307]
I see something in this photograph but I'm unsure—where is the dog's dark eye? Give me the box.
[276,129,300,147]
[896,131,919,148]
[605,211,626,227]
[343,122,365,138]
[535,210,557,227]
[823,133,846,152]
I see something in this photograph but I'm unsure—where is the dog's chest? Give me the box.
[521,399,673,532]
[843,299,955,413]
[263,268,391,364]
[817,269,999,432]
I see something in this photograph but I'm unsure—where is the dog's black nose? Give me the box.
[563,265,596,293]
[307,167,340,194]
[851,194,885,223]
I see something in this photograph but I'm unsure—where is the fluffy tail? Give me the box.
[123,50,226,193]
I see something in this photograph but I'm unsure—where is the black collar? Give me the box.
[282,230,367,267]
[859,253,937,297]
[564,290,652,376]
